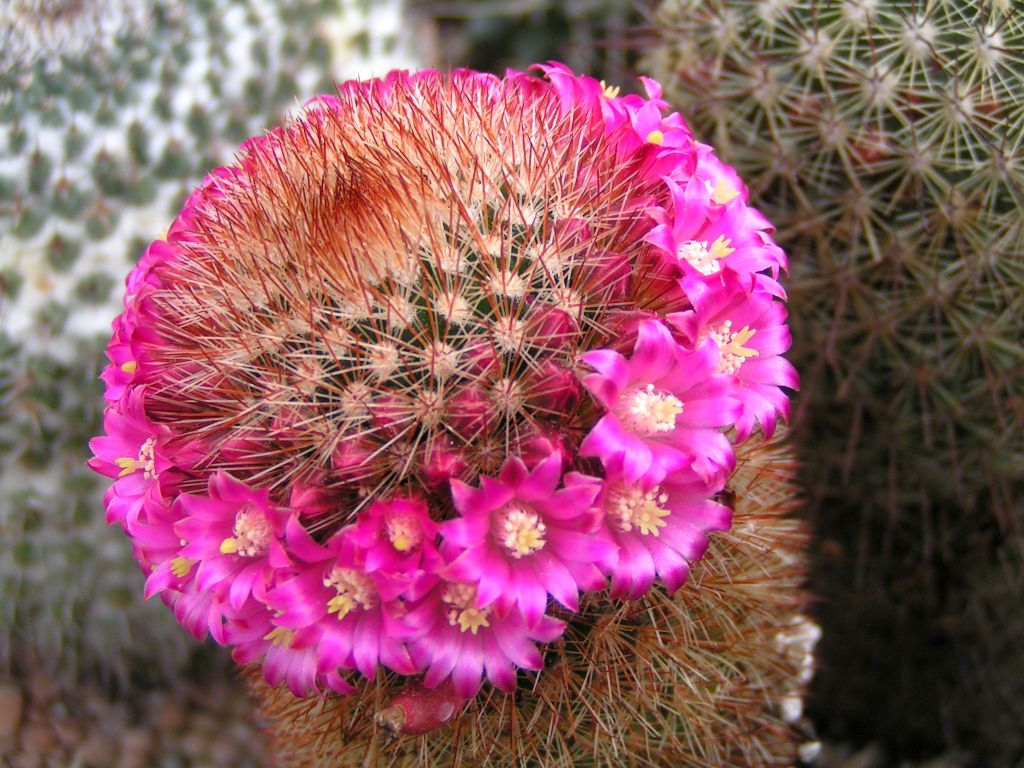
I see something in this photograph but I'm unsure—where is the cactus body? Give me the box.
[0,0,425,688]
[644,0,1024,760]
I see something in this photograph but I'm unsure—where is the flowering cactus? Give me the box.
[89,64,807,763]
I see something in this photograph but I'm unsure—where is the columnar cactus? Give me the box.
[89,65,813,765]
[0,0,425,687]
[643,0,1024,760]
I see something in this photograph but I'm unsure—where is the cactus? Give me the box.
[426,0,639,83]
[88,64,813,765]
[0,0,426,689]
[643,0,1024,760]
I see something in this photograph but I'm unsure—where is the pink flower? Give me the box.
[88,387,197,532]
[645,176,786,309]
[266,519,419,680]
[406,579,565,698]
[163,580,231,644]
[226,599,355,697]
[591,467,731,600]
[580,319,740,485]
[441,452,613,624]
[174,472,291,612]
[669,278,799,440]
[129,487,193,600]
[348,495,443,576]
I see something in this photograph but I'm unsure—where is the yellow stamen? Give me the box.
[114,437,157,479]
[170,557,195,578]
[457,608,491,635]
[327,593,356,620]
[711,178,740,205]
[646,129,665,146]
[219,538,239,554]
[120,360,138,374]
[600,80,621,98]
[709,234,736,261]
[263,627,294,647]
[620,384,684,435]
[607,484,672,537]
[114,457,141,477]
[710,321,759,374]
[442,582,493,634]
[499,507,547,558]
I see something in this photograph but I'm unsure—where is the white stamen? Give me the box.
[618,384,684,435]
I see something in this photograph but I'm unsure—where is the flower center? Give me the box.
[219,504,274,557]
[709,320,759,374]
[323,566,377,620]
[498,506,547,558]
[606,483,671,536]
[619,384,684,435]
[442,582,492,634]
[677,234,734,276]
[114,436,157,479]
[385,513,424,552]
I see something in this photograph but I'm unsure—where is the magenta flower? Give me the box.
[266,518,419,680]
[87,388,196,532]
[174,472,291,611]
[441,452,613,624]
[669,278,799,440]
[589,467,732,600]
[347,495,443,576]
[646,175,786,309]
[226,598,354,698]
[580,319,740,485]
[406,579,565,698]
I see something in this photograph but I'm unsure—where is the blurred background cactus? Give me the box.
[643,0,1023,762]
[425,0,640,84]
[0,0,426,710]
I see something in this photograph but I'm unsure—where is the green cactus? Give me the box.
[0,0,426,690]
[643,0,1023,761]
[426,0,640,83]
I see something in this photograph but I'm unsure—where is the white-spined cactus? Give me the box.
[0,0,427,688]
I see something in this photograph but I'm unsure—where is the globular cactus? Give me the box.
[0,0,425,689]
[89,65,815,766]
[643,0,1024,760]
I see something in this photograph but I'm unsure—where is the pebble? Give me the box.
[0,684,24,742]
